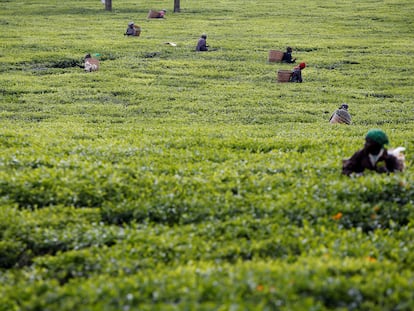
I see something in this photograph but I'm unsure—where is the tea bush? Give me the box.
[1,0,414,309]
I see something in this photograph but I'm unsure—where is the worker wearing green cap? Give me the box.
[342,129,403,176]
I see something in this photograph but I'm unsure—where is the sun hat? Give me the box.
[366,129,389,146]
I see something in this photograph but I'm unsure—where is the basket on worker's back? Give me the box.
[84,58,99,72]
[277,70,292,83]
[133,25,141,36]
[269,50,283,62]
[147,10,162,18]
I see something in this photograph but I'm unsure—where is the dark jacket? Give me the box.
[282,52,295,63]
[290,67,302,83]
[125,25,135,36]
[342,148,400,176]
[196,38,208,51]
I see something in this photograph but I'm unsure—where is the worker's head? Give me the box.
[340,104,349,110]
[365,129,389,154]
[201,34,207,39]
[128,21,134,26]
[287,47,292,52]
[299,62,306,69]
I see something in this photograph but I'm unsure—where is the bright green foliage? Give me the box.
[1,0,414,310]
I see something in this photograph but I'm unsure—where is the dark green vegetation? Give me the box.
[1,0,414,309]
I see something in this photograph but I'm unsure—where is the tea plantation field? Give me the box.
[1,0,414,309]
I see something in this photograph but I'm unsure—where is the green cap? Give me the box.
[366,129,389,146]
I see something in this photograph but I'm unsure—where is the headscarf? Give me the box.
[340,104,349,110]
[366,129,389,146]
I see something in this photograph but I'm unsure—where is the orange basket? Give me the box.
[133,25,141,36]
[277,70,292,83]
[269,50,283,62]
[147,10,162,18]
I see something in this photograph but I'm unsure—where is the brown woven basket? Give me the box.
[277,70,292,83]
[84,58,99,72]
[269,50,283,62]
[147,10,161,18]
[133,25,141,36]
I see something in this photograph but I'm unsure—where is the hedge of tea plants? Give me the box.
[1,0,413,310]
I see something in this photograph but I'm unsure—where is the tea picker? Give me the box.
[329,104,351,125]
[289,62,306,83]
[124,21,141,37]
[147,9,167,19]
[282,46,296,63]
[342,129,405,176]
[277,62,307,83]
[196,34,209,52]
[84,54,99,72]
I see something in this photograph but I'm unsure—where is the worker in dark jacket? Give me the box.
[125,22,138,36]
[290,62,306,83]
[342,129,404,176]
[196,34,208,51]
[282,47,296,63]
[330,104,352,125]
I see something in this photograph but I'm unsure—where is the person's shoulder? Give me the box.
[383,148,394,159]
[349,148,366,159]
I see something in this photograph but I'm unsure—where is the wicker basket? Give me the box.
[269,50,283,62]
[84,58,99,72]
[277,70,292,83]
[133,25,141,36]
[147,10,162,18]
